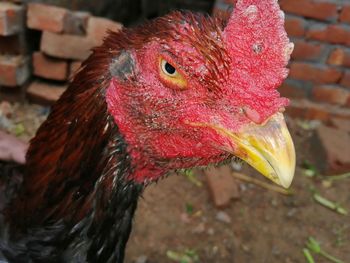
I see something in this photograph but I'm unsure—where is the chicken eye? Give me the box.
[161,60,177,76]
[159,57,187,89]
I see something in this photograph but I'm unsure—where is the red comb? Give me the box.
[224,0,294,91]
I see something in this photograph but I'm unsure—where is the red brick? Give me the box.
[307,24,350,46]
[27,3,67,33]
[87,17,122,46]
[287,99,350,121]
[291,40,324,61]
[340,71,350,89]
[0,2,24,36]
[339,5,350,24]
[280,81,307,99]
[40,31,92,60]
[312,85,350,106]
[27,81,67,105]
[327,48,350,67]
[280,0,338,21]
[289,62,342,84]
[287,99,330,121]
[204,165,240,208]
[32,52,68,81]
[69,61,82,79]
[311,125,350,174]
[0,55,30,87]
[40,16,122,60]
[285,17,305,37]
[63,11,90,35]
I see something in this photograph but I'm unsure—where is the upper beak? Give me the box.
[230,113,295,188]
[200,113,296,188]
[225,113,295,188]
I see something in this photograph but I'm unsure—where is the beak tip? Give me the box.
[276,153,296,189]
[278,173,294,189]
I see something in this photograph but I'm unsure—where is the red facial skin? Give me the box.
[106,0,291,183]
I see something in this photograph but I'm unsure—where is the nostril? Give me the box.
[242,106,263,124]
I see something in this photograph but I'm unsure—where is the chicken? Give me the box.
[0,0,295,262]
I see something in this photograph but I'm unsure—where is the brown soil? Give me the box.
[2,102,349,263]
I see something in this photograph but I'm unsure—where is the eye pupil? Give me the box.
[164,62,176,75]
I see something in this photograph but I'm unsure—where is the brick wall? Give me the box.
[214,0,350,122]
[0,1,30,101]
[0,1,121,104]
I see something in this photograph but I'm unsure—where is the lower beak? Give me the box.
[211,113,295,188]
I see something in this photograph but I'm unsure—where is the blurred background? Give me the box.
[0,0,349,262]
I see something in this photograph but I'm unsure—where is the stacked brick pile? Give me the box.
[26,3,122,104]
[0,1,29,100]
[214,0,350,122]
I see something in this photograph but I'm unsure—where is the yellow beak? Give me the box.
[191,113,295,188]
[230,113,296,188]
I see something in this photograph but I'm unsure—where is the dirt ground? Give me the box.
[1,102,349,263]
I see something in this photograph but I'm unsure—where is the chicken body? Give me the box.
[0,1,295,262]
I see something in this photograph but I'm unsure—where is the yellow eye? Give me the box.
[159,58,187,89]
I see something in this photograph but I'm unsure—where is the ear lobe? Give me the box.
[223,0,294,90]
[109,50,136,81]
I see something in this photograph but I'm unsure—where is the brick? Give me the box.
[307,24,350,46]
[27,3,67,33]
[289,62,342,84]
[0,2,24,36]
[280,80,308,99]
[291,40,325,62]
[63,11,90,35]
[312,85,350,106]
[339,5,350,24]
[287,99,330,121]
[40,31,92,60]
[32,52,68,81]
[329,118,350,132]
[285,17,305,37]
[40,16,122,60]
[204,165,240,208]
[286,99,350,121]
[311,125,350,174]
[0,55,30,87]
[340,71,350,89]
[280,0,338,22]
[27,81,67,105]
[327,48,350,67]
[87,17,122,46]
[69,61,82,79]
[0,35,26,55]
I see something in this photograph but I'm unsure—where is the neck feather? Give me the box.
[2,41,144,262]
